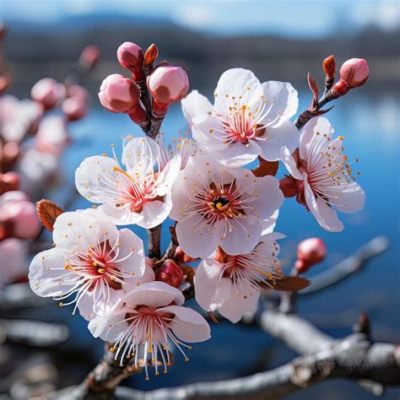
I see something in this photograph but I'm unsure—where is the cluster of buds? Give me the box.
[295,237,327,274]
[324,57,369,99]
[99,41,189,133]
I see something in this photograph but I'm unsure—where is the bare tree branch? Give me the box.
[301,236,389,296]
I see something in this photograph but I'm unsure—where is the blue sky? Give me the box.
[1,0,399,37]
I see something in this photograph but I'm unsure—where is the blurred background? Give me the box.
[1,0,399,399]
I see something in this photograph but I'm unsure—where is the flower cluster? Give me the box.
[28,41,368,379]
[0,30,99,291]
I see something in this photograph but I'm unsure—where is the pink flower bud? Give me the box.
[31,78,65,110]
[117,42,144,75]
[295,238,326,274]
[0,172,20,194]
[1,200,40,239]
[156,259,184,288]
[66,84,89,101]
[147,65,189,105]
[339,58,369,88]
[1,190,29,203]
[62,96,88,121]
[79,45,100,70]
[98,74,140,113]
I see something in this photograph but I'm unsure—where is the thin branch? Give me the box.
[52,334,400,400]
[147,225,162,259]
[301,236,389,296]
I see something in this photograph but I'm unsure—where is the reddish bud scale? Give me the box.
[323,55,336,80]
[144,43,159,66]
[156,259,184,288]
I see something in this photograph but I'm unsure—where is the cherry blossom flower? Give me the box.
[182,68,299,167]
[0,95,42,143]
[88,281,210,379]
[194,215,284,323]
[76,136,181,229]
[29,209,152,319]
[170,153,283,258]
[0,239,28,289]
[281,117,365,232]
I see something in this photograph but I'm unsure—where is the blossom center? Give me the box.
[222,105,265,145]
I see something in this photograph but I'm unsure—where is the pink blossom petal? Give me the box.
[122,281,185,309]
[29,248,79,297]
[182,90,213,126]
[176,217,223,258]
[300,117,334,161]
[194,258,222,312]
[217,278,260,323]
[280,146,303,180]
[159,305,211,342]
[214,68,261,115]
[218,140,261,167]
[259,81,298,125]
[256,120,299,161]
[304,177,344,232]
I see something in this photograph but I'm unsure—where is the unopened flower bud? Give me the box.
[295,237,326,274]
[62,96,87,121]
[98,74,140,113]
[1,200,40,239]
[0,172,20,194]
[156,259,184,288]
[143,43,159,66]
[117,42,144,76]
[147,65,189,106]
[322,55,336,81]
[339,58,369,88]
[79,45,100,70]
[31,78,65,110]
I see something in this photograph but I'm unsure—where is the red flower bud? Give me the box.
[339,58,369,88]
[0,172,20,194]
[79,45,100,70]
[295,237,326,274]
[117,42,144,76]
[98,74,140,113]
[147,65,189,106]
[156,259,184,288]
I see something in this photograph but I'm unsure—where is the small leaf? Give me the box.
[36,199,64,232]
[273,276,310,292]
[307,72,320,109]
[252,157,279,177]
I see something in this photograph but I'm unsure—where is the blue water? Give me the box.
[52,90,399,398]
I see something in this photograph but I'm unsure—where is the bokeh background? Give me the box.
[1,0,399,399]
